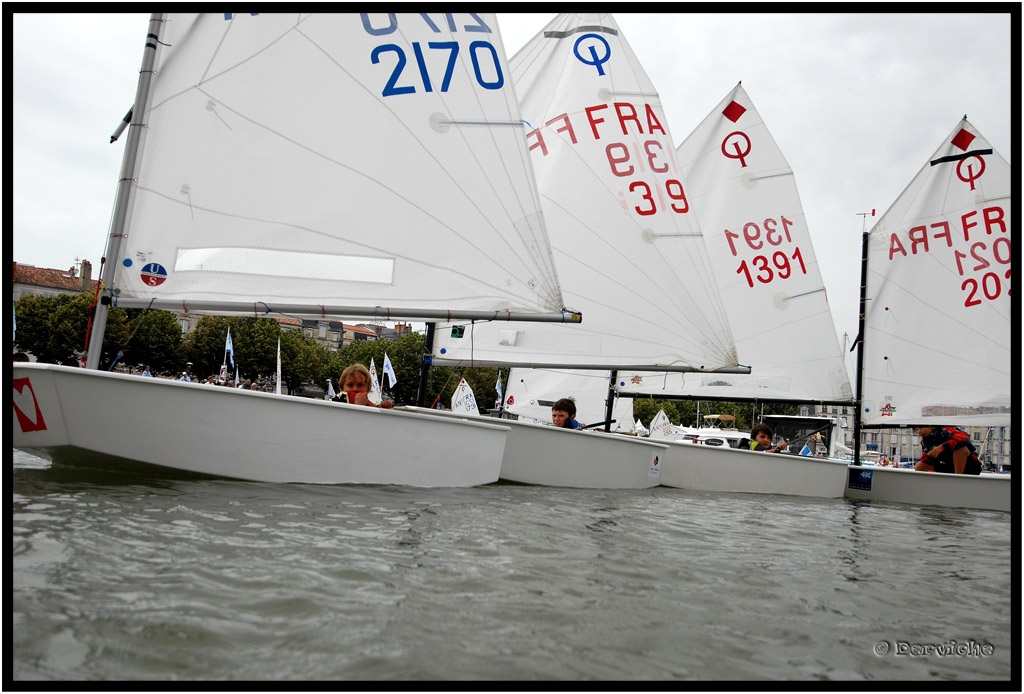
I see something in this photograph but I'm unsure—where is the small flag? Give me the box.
[495,371,503,400]
[368,358,383,404]
[800,444,813,456]
[235,368,240,388]
[382,352,397,389]
[326,378,336,400]
[225,328,234,369]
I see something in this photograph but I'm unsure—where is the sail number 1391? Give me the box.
[723,216,807,288]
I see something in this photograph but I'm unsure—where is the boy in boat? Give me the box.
[915,426,981,475]
[337,363,393,408]
[749,423,787,453]
[551,398,583,429]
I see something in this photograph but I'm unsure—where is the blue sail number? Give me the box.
[372,41,503,95]
[362,14,502,96]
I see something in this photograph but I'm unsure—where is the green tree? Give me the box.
[235,316,285,381]
[16,293,129,367]
[182,316,227,378]
[326,332,489,407]
[13,294,59,359]
[633,398,684,429]
[277,328,328,393]
[121,308,183,374]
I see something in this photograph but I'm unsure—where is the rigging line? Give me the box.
[118,298,158,351]
[778,287,827,302]
[80,257,107,358]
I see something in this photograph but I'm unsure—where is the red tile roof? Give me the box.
[13,263,98,293]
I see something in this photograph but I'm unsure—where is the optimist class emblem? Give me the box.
[140,263,168,287]
[879,403,896,417]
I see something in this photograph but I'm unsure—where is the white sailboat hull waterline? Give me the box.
[652,439,1009,512]
[14,363,507,487]
[657,440,849,498]
[844,465,1010,513]
[399,407,666,488]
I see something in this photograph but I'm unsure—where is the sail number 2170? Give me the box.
[723,216,807,288]
[362,13,504,95]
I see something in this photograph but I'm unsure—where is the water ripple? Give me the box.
[12,451,1012,682]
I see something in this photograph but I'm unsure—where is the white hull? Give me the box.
[658,439,849,498]
[844,465,1010,512]
[13,363,506,487]
[400,408,667,488]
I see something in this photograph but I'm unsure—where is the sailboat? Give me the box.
[844,117,1011,512]
[500,368,634,432]
[12,12,583,487]
[403,13,746,488]
[618,83,854,405]
[620,82,854,498]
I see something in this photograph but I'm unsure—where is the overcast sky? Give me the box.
[12,11,1013,358]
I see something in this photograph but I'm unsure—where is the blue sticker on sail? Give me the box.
[140,263,168,287]
[122,258,133,267]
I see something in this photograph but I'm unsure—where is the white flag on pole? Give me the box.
[382,352,397,389]
[326,378,336,401]
[368,358,383,404]
[495,371,503,400]
[224,328,234,369]
[450,378,479,416]
[275,338,282,394]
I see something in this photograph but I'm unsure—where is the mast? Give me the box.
[603,370,617,433]
[851,210,874,465]
[416,323,436,408]
[86,14,165,370]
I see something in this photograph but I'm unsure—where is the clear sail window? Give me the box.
[175,248,394,283]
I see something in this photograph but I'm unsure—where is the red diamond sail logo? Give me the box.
[950,128,975,151]
[722,101,746,123]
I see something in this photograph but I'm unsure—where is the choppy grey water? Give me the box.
[11,449,1015,684]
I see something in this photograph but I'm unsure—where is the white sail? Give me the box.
[367,358,382,405]
[431,12,738,372]
[860,117,1011,427]
[18,12,587,488]
[648,409,675,440]
[502,367,632,431]
[617,83,853,403]
[450,378,479,415]
[112,13,565,318]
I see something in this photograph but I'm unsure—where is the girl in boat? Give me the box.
[337,363,393,409]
